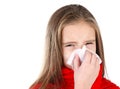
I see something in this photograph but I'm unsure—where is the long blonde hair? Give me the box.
[30,4,105,89]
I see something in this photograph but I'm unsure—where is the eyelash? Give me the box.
[85,42,93,45]
[65,44,75,47]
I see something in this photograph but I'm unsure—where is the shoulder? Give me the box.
[101,77,120,89]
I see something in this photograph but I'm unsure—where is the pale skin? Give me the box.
[62,21,100,89]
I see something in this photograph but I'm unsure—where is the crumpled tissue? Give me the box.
[67,45,102,67]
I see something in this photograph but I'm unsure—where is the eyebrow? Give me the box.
[62,42,76,45]
[63,39,96,45]
[84,39,96,43]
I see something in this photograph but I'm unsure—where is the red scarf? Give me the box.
[30,64,120,89]
[61,64,119,89]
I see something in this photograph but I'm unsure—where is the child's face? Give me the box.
[62,21,96,69]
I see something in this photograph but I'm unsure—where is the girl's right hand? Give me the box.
[73,51,100,89]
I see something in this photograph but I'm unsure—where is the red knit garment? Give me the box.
[61,64,119,89]
[61,64,102,89]
[30,64,120,89]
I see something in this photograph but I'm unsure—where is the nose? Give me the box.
[75,44,83,49]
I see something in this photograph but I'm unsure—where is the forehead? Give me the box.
[62,21,95,42]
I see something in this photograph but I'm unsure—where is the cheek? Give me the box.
[62,50,73,69]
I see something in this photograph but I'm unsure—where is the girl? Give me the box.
[30,4,120,89]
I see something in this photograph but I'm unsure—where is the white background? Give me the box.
[0,0,120,89]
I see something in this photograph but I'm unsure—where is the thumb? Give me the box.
[73,54,81,71]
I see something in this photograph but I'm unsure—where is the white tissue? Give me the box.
[67,46,102,67]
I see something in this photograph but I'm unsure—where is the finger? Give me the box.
[91,54,97,65]
[73,54,81,71]
[83,50,92,63]
[95,57,100,66]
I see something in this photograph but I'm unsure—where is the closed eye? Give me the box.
[85,42,94,45]
[85,40,95,45]
[64,44,75,47]
[86,42,93,45]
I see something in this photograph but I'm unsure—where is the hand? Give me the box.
[73,50,100,89]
